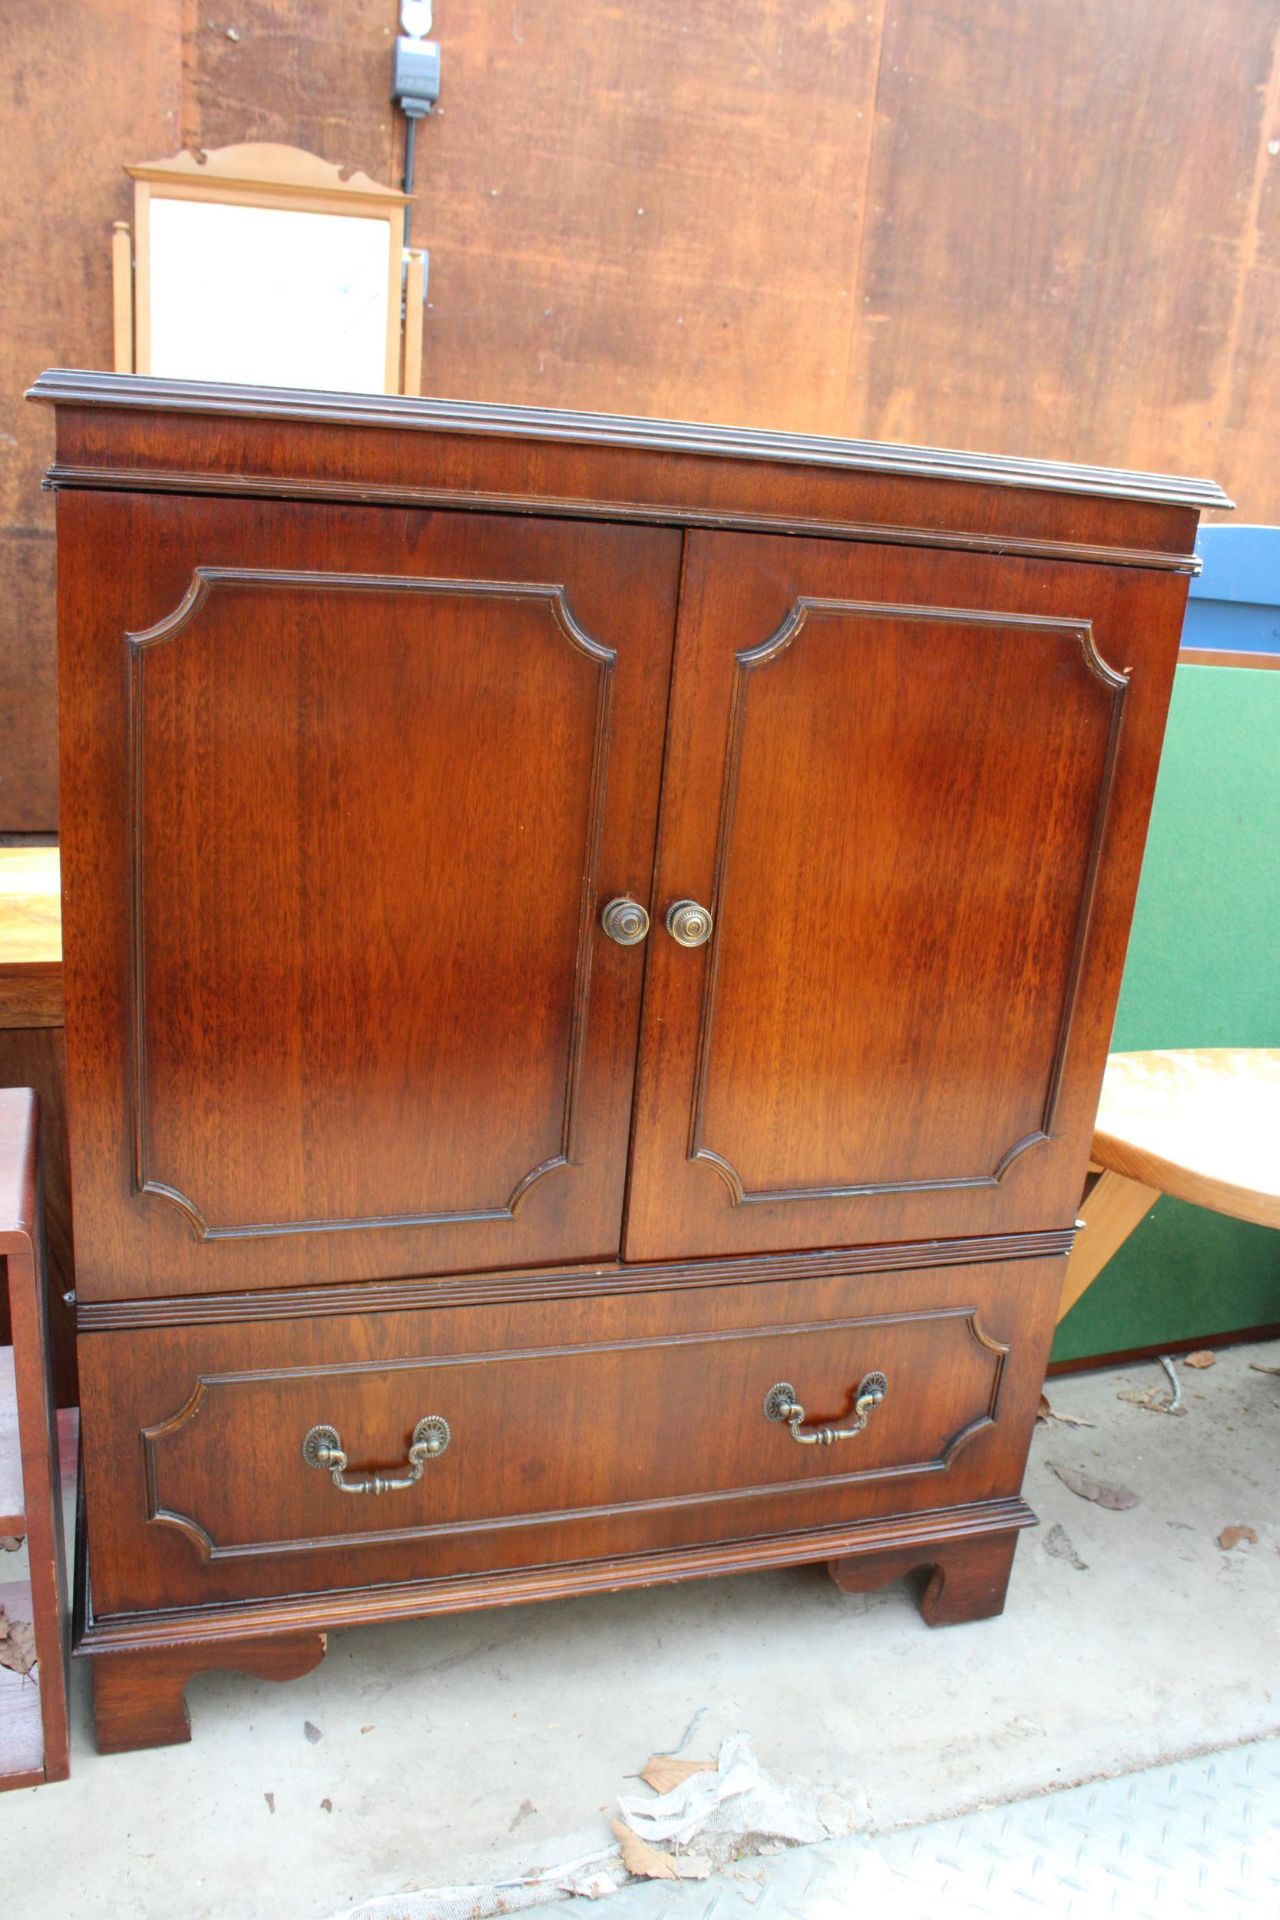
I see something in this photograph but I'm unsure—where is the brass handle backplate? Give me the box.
[302,1416,451,1495]
[666,898,714,947]
[764,1373,888,1446]
[601,896,651,946]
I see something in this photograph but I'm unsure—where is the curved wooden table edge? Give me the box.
[1059,1047,1280,1322]
[1090,1127,1280,1231]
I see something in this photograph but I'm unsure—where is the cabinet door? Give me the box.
[60,494,679,1297]
[624,530,1184,1261]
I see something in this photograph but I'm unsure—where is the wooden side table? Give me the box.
[0,848,75,1407]
[0,1087,70,1788]
[0,849,62,1029]
[1059,1048,1280,1323]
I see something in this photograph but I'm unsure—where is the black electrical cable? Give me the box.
[402,115,417,248]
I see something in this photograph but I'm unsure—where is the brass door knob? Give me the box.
[601,896,650,946]
[665,899,714,947]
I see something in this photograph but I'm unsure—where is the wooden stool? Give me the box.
[0,1086,71,1787]
[1059,1048,1280,1322]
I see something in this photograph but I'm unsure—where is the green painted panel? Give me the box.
[1051,665,1280,1363]
[1053,1199,1279,1362]
[1109,667,1280,1053]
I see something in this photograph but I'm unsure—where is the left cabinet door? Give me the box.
[59,493,681,1299]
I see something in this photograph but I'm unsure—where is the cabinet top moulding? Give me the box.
[28,371,1229,574]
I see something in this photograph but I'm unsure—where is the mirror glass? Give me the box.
[147,197,392,391]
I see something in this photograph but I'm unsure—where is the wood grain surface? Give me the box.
[45,381,1207,1753]
[59,492,679,1294]
[76,1255,1059,1618]
[6,0,1276,828]
[0,1087,72,1786]
[1092,1048,1280,1228]
[37,377,1217,559]
[0,847,62,1028]
[0,1029,76,1404]
[625,529,1189,1259]
[89,1630,327,1755]
[1,0,181,830]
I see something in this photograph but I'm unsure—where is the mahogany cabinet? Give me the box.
[30,369,1228,1754]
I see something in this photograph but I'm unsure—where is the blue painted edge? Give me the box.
[1188,524,1280,604]
[1184,524,1280,655]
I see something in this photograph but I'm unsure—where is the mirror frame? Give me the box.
[124,144,411,394]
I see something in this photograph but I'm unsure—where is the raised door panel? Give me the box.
[624,531,1187,1260]
[59,493,679,1296]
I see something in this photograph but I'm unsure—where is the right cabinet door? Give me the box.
[624,529,1185,1261]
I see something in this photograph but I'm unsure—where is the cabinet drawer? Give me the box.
[79,1259,1059,1616]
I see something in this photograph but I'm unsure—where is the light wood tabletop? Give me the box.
[0,847,62,1028]
[1059,1047,1279,1321]
[1092,1047,1280,1230]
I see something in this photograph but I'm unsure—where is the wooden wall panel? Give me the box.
[1210,17,1280,520]
[0,2,401,834]
[846,0,1280,484]
[6,0,1280,831]
[409,1,883,428]
[179,0,399,179]
[1,0,181,829]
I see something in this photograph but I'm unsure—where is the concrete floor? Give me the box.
[2,1340,1278,1919]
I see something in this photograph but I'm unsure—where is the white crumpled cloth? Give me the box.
[329,1731,858,1920]
[617,1728,837,1849]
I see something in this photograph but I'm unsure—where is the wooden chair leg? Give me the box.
[90,1631,327,1755]
[829,1529,1020,1628]
[1058,1168,1162,1322]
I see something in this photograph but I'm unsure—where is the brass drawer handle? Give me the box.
[302,1416,451,1495]
[764,1373,888,1446]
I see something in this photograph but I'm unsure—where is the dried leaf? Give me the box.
[1117,1386,1186,1417]
[0,1535,23,1552]
[320,1797,333,1813]
[303,1720,322,1744]
[639,1754,717,1796]
[1218,1525,1259,1551]
[360,1724,375,1734]
[673,1855,712,1881]
[1248,1362,1280,1376]
[612,1819,679,1882]
[1184,1350,1216,1369]
[1043,1522,1089,1570]
[0,1617,36,1675]
[611,1821,709,1882]
[1037,1394,1096,1430]
[264,1793,275,1814]
[1048,1460,1139,1510]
